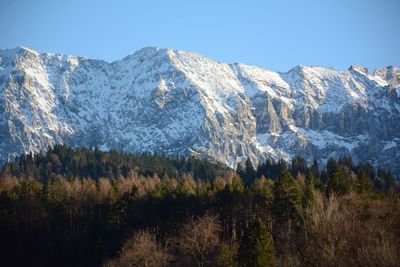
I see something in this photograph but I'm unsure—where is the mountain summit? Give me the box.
[0,46,399,175]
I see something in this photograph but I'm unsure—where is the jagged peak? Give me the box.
[348,64,369,75]
[374,65,399,75]
[0,46,39,58]
[17,45,39,53]
[0,46,82,62]
[14,46,42,58]
[133,46,163,55]
[374,65,400,87]
[123,46,227,66]
[121,46,171,61]
[289,64,305,71]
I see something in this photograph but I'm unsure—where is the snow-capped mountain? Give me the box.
[1,46,399,175]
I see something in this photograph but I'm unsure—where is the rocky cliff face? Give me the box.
[0,46,399,175]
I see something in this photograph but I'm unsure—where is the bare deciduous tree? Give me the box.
[107,230,169,267]
[178,214,221,267]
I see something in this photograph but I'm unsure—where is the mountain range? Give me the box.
[0,46,399,176]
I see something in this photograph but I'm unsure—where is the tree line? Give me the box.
[0,145,399,266]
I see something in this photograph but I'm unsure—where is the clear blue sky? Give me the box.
[0,0,399,72]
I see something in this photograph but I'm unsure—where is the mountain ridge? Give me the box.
[0,46,399,175]
[3,45,398,74]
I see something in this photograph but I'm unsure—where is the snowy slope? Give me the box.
[0,46,399,175]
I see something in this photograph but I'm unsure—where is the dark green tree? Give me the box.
[272,170,302,223]
[215,241,239,267]
[272,170,303,253]
[355,169,373,195]
[326,158,338,178]
[238,219,275,267]
[376,168,395,193]
[310,158,320,180]
[290,156,308,177]
[243,158,257,185]
[326,165,351,196]
[302,177,316,208]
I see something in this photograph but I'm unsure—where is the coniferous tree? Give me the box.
[238,218,275,267]
[243,158,257,185]
[355,169,373,195]
[326,158,338,178]
[272,170,302,224]
[376,168,395,192]
[326,165,351,196]
[251,176,274,203]
[310,158,320,180]
[338,156,355,171]
[291,156,308,177]
[215,241,239,267]
[302,177,316,208]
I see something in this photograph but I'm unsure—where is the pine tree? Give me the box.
[355,169,373,195]
[215,242,239,267]
[291,156,308,177]
[272,170,303,255]
[376,168,395,192]
[272,170,302,224]
[310,158,320,180]
[326,158,338,178]
[244,158,257,185]
[238,218,275,267]
[303,177,316,208]
[326,165,351,196]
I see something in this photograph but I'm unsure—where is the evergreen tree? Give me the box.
[338,156,355,171]
[244,158,257,185]
[302,177,316,208]
[357,162,375,180]
[355,169,373,195]
[326,165,351,196]
[310,158,320,180]
[238,219,275,267]
[275,159,288,179]
[291,156,308,177]
[251,176,274,203]
[215,242,239,267]
[326,158,338,178]
[376,168,395,192]
[272,170,302,224]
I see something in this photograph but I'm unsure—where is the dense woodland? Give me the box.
[0,145,399,267]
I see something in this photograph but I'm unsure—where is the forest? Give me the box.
[0,145,399,267]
